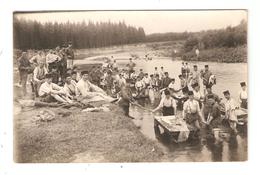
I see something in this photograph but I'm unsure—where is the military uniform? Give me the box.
[119,85,134,117]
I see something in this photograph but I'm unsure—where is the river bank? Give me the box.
[14,100,166,163]
[181,45,247,63]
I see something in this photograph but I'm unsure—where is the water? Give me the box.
[78,56,248,161]
[124,58,247,162]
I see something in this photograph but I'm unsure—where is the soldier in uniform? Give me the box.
[118,79,135,119]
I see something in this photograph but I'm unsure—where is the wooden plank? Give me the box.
[154,115,196,133]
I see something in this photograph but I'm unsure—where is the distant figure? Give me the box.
[181,62,186,76]
[66,42,74,69]
[126,58,136,77]
[112,59,118,70]
[239,82,247,109]
[138,69,145,79]
[195,48,200,58]
[159,66,165,79]
[154,67,159,76]
[185,62,190,79]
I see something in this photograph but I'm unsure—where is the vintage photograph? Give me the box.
[13,10,247,163]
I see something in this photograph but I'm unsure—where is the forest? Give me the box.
[13,17,146,50]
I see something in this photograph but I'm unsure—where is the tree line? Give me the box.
[13,17,146,50]
[183,20,247,52]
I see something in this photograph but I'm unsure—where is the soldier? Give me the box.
[118,79,135,119]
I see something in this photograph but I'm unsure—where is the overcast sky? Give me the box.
[15,10,247,34]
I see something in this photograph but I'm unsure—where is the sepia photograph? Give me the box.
[13,10,248,163]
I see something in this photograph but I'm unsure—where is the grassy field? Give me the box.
[13,102,166,163]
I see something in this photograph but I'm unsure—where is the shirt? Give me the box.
[142,77,151,85]
[157,97,176,108]
[183,99,200,114]
[239,89,247,100]
[18,56,31,72]
[119,86,133,105]
[201,70,212,85]
[76,79,105,97]
[225,98,237,113]
[127,61,136,70]
[224,98,238,121]
[159,70,164,78]
[161,77,171,89]
[46,53,61,63]
[63,80,77,96]
[193,90,203,101]
[190,70,200,82]
[39,82,63,97]
[33,66,48,82]
[154,70,159,76]
[135,80,145,89]
[118,77,126,87]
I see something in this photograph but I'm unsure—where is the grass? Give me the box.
[181,45,247,63]
[14,104,165,163]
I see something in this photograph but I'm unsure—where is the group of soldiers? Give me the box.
[17,50,247,134]
[17,42,74,98]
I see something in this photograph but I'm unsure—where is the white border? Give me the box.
[0,0,260,175]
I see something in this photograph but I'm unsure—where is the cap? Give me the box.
[182,86,189,93]
[223,90,230,95]
[81,71,89,75]
[45,73,53,78]
[193,65,197,67]
[171,78,175,81]
[65,73,71,79]
[192,82,199,88]
[71,71,77,75]
[207,94,214,99]
[188,91,194,95]
[205,65,209,68]
[164,72,168,75]
[206,84,212,89]
[164,89,170,95]
[240,82,246,87]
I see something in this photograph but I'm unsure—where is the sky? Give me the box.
[14,10,247,34]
